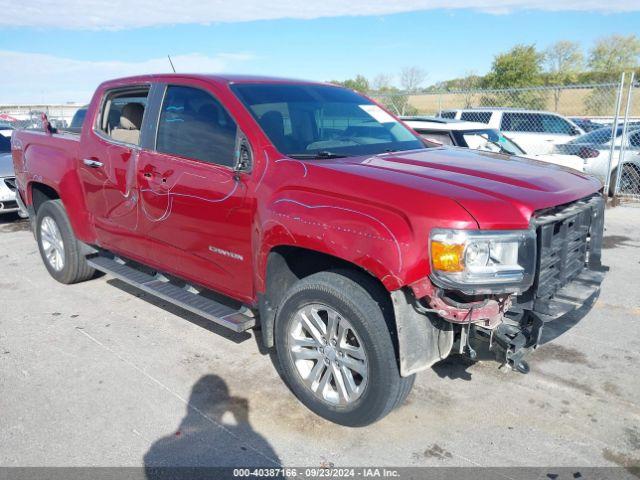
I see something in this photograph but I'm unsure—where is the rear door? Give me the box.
[77,85,152,259]
[136,82,254,300]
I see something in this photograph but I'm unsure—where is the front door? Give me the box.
[136,84,253,300]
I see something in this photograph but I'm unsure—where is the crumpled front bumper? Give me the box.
[456,194,607,372]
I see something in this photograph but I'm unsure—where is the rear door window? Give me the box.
[98,88,149,145]
[155,85,238,167]
[540,114,575,135]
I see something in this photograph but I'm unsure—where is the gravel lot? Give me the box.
[0,206,639,472]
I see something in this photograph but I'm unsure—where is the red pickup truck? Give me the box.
[12,74,606,426]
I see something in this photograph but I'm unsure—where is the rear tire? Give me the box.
[275,270,415,427]
[35,200,95,284]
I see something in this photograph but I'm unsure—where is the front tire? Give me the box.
[275,270,415,427]
[36,200,95,284]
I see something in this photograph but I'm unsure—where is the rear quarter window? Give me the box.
[460,111,492,124]
[439,111,456,119]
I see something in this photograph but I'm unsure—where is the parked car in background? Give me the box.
[403,117,584,172]
[438,108,583,155]
[0,133,26,217]
[570,117,606,133]
[0,121,15,138]
[554,126,640,194]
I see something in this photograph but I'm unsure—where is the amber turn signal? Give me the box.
[431,241,465,272]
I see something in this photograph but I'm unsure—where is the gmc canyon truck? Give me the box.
[12,74,606,426]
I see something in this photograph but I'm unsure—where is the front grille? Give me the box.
[532,194,604,300]
[3,177,16,192]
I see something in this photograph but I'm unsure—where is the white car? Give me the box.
[0,122,14,138]
[402,117,585,172]
[554,126,640,194]
[438,108,584,155]
[0,133,26,217]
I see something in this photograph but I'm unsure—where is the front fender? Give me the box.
[257,189,415,292]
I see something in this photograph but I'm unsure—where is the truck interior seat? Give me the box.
[111,103,144,145]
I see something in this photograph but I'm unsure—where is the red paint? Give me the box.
[12,74,601,306]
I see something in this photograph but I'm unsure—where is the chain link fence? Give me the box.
[613,77,640,203]
[372,76,640,203]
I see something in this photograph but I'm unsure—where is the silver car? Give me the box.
[0,134,27,217]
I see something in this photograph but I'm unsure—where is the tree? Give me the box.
[457,71,482,108]
[400,66,427,92]
[545,41,584,79]
[483,44,546,109]
[371,73,394,91]
[370,73,416,116]
[588,34,640,74]
[330,74,370,93]
[544,41,584,110]
[483,44,544,88]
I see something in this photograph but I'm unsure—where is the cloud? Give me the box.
[0,51,254,103]
[1,0,638,30]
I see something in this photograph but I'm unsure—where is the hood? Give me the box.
[322,147,602,229]
[0,153,14,178]
[525,153,585,172]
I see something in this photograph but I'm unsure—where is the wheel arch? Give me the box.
[29,181,60,214]
[258,246,398,353]
[27,179,96,243]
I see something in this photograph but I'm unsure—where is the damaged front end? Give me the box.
[394,193,606,376]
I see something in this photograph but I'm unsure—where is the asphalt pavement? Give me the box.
[0,206,639,474]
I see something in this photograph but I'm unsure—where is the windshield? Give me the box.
[231,83,423,158]
[456,129,525,155]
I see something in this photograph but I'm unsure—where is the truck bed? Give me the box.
[13,129,81,182]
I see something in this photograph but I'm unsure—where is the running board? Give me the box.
[87,255,255,332]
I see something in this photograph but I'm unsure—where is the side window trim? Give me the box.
[139,83,166,151]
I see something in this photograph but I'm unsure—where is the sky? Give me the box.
[0,0,639,104]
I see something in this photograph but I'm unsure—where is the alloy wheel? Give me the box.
[40,216,65,271]
[288,303,368,406]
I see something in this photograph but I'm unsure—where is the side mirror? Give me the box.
[234,135,253,175]
[41,113,57,135]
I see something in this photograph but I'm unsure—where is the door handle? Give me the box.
[83,158,103,168]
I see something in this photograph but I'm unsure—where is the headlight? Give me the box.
[429,228,536,294]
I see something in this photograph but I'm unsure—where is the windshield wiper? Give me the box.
[287,151,348,159]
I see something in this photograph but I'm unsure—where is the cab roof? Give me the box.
[100,73,333,88]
